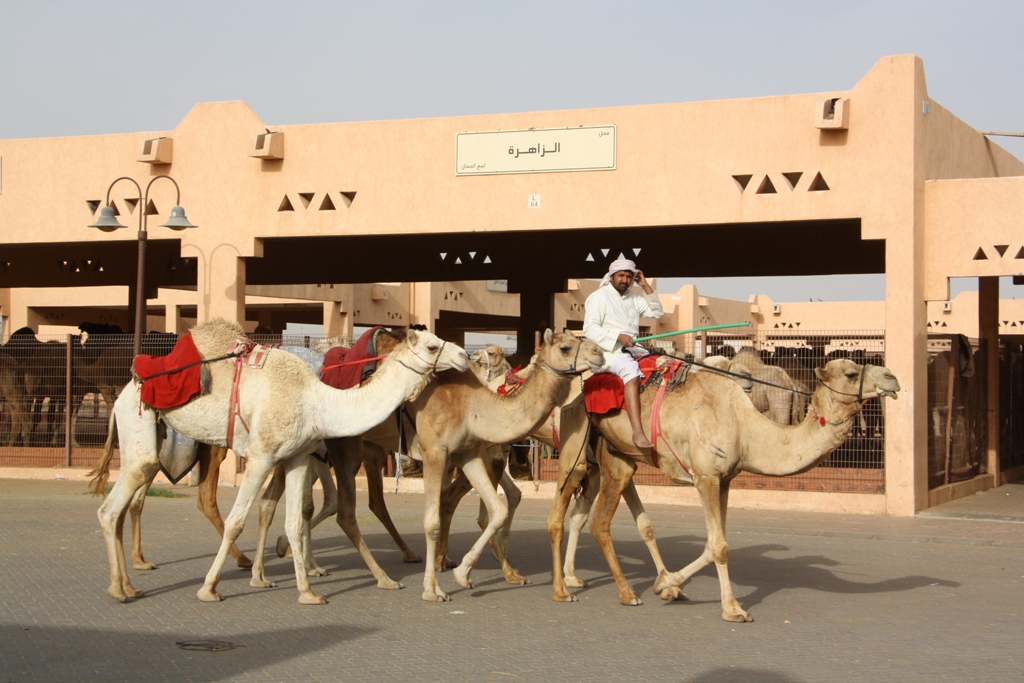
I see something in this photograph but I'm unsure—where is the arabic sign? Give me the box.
[456,126,615,176]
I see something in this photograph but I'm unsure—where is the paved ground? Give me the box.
[1,477,1022,682]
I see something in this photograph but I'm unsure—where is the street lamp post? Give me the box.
[88,175,196,358]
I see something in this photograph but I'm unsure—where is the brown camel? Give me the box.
[547,356,899,622]
[412,329,604,602]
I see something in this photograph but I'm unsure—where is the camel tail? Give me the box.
[87,411,118,497]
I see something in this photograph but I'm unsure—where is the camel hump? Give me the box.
[190,318,246,359]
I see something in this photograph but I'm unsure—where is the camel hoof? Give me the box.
[108,586,132,602]
[250,578,276,589]
[275,535,290,558]
[422,590,451,602]
[553,593,578,603]
[453,566,473,589]
[440,556,457,570]
[505,574,531,586]
[403,554,423,564]
[620,596,643,606]
[564,576,587,588]
[132,561,156,571]
[235,555,254,569]
[723,610,753,623]
[306,567,329,578]
[298,594,327,606]
[376,579,404,590]
[197,588,223,602]
[658,586,686,601]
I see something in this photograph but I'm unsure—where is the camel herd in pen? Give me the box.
[4,320,900,622]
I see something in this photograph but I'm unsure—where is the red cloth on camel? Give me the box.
[133,333,204,410]
[582,354,659,415]
[320,326,387,390]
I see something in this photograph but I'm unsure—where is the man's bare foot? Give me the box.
[632,432,654,449]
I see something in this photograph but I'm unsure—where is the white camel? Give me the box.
[92,319,469,604]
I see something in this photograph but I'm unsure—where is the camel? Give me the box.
[547,356,899,621]
[733,347,809,425]
[0,351,32,446]
[551,354,755,594]
[412,329,604,602]
[91,319,469,604]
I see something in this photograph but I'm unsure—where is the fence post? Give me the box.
[65,334,73,467]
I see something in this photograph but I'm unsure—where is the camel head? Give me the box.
[469,344,512,383]
[403,328,470,374]
[814,358,900,403]
[537,329,605,375]
[692,355,754,393]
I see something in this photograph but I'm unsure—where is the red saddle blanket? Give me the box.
[583,355,659,415]
[320,326,387,390]
[133,333,203,410]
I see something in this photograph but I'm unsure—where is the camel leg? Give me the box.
[421,445,453,602]
[281,454,326,605]
[129,475,157,570]
[619,480,682,601]
[363,441,421,563]
[481,465,529,586]
[197,453,275,603]
[97,451,159,602]
[197,445,253,568]
[328,438,403,590]
[562,466,598,589]
[451,454,508,590]
[589,441,642,606]
[436,469,474,571]
[653,474,752,622]
[250,465,286,588]
[275,456,337,560]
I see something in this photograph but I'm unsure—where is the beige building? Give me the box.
[2,54,1023,515]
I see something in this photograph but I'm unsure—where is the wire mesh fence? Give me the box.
[0,326,1006,499]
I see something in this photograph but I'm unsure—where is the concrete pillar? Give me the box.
[323,301,351,339]
[883,246,928,516]
[200,250,246,324]
[510,280,561,355]
[979,276,1000,481]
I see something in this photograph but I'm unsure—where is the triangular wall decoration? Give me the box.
[319,194,335,211]
[278,196,294,212]
[782,172,803,189]
[756,175,777,194]
[298,192,315,209]
[973,248,988,260]
[732,174,752,192]
[145,199,158,216]
[808,172,830,192]
[995,245,1009,257]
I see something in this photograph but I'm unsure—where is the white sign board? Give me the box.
[456,126,615,176]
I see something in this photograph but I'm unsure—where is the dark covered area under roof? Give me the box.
[0,219,883,292]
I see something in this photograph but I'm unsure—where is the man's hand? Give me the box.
[617,333,636,348]
[635,270,654,294]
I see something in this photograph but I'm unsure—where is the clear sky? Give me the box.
[2,0,1021,303]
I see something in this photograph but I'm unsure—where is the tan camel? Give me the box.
[412,329,604,602]
[90,319,469,604]
[733,347,809,424]
[552,355,754,594]
[548,356,899,621]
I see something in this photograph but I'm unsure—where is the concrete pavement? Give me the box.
[0,477,1021,682]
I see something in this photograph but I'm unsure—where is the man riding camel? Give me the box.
[583,258,665,449]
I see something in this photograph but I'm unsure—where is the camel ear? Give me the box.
[406,328,419,344]
[814,366,828,381]
[543,328,553,345]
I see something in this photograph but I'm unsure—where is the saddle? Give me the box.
[133,333,209,410]
[582,355,688,415]
[320,326,388,390]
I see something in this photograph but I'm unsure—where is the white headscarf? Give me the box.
[601,258,638,285]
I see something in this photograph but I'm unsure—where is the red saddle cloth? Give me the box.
[133,333,203,410]
[320,326,387,390]
[583,354,659,415]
